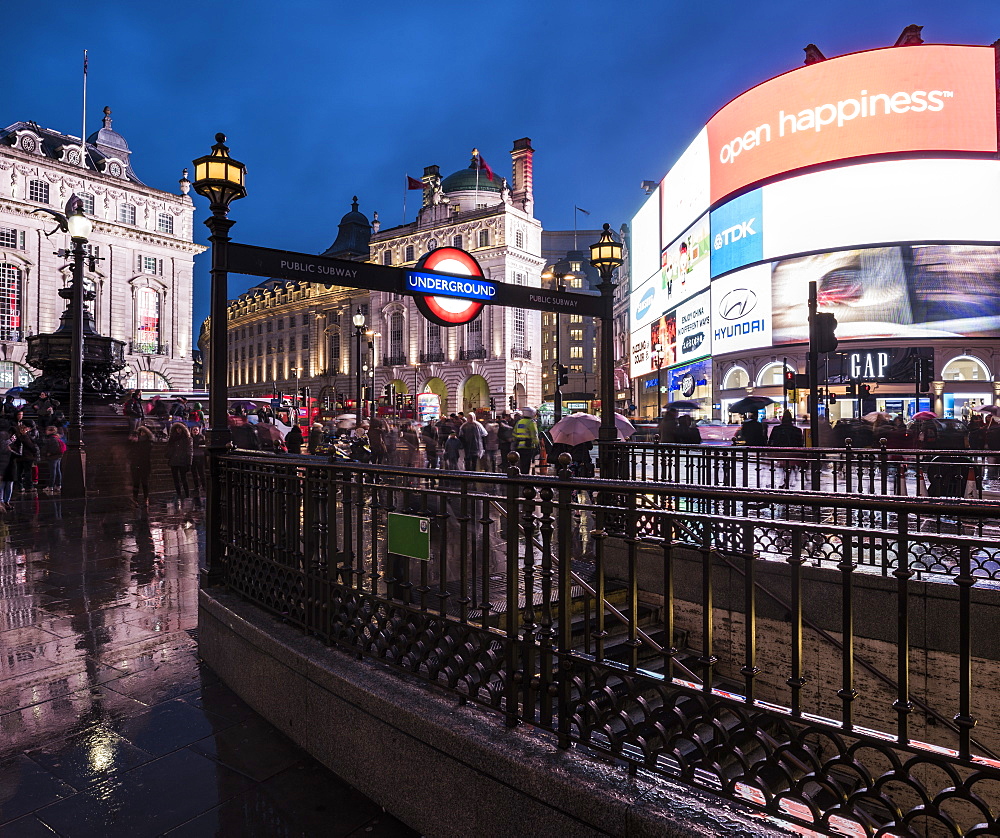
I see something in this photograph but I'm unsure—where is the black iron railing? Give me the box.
[459,347,487,360]
[613,439,997,499]
[419,351,445,363]
[214,453,1000,836]
[510,347,532,359]
[382,354,407,367]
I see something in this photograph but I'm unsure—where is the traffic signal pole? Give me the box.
[808,281,821,489]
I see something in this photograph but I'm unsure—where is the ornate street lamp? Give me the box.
[353,309,366,420]
[61,204,93,498]
[192,133,246,585]
[589,224,623,478]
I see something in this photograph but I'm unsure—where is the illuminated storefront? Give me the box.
[629,42,1000,421]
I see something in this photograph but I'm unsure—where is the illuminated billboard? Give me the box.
[706,45,997,204]
[629,42,1000,378]
[771,244,1000,343]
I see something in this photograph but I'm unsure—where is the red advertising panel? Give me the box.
[707,45,997,204]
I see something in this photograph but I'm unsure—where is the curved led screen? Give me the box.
[706,45,997,205]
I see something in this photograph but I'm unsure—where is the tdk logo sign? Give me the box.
[710,189,763,277]
[714,218,756,249]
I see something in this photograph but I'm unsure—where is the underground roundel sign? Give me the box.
[406,247,494,327]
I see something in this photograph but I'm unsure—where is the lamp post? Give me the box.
[651,342,664,420]
[589,224,623,478]
[542,262,569,424]
[291,366,302,426]
[60,206,93,498]
[192,133,247,585]
[353,309,366,419]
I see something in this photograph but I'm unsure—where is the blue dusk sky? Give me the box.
[6,1,998,339]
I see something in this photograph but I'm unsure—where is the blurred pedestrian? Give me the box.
[497,414,514,465]
[41,425,65,494]
[483,419,500,471]
[285,422,304,455]
[676,415,702,445]
[400,422,420,467]
[12,420,38,495]
[734,413,767,447]
[459,412,486,471]
[513,407,540,474]
[31,392,59,425]
[0,420,15,509]
[368,415,388,464]
[421,421,439,468]
[308,423,324,455]
[129,426,154,506]
[123,390,144,433]
[166,423,193,500]
[443,431,462,470]
[190,425,207,494]
[657,408,678,443]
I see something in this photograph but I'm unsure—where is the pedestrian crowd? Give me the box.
[0,391,67,507]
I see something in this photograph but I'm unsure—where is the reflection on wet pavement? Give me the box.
[0,493,416,837]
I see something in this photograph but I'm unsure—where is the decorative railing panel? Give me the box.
[214,453,1000,836]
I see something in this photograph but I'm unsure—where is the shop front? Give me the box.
[666,358,713,419]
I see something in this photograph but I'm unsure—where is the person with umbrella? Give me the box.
[733,413,767,446]
[657,407,678,443]
[285,422,304,455]
[308,423,324,455]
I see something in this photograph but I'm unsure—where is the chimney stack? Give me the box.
[510,138,534,215]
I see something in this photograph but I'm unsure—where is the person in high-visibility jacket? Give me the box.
[512,407,539,473]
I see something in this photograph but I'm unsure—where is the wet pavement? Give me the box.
[0,491,418,837]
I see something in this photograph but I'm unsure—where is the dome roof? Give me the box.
[322,196,371,260]
[441,156,502,194]
[87,106,130,154]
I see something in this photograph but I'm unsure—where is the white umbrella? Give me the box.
[550,413,635,445]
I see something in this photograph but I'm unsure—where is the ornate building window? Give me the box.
[157,213,174,235]
[389,312,404,359]
[138,255,162,275]
[79,193,95,215]
[382,250,392,266]
[467,315,483,349]
[452,235,462,248]
[478,229,489,248]
[404,245,415,262]
[119,203,136,225]
[0,264,22,341]
[0,228,24,250]
[427,323,442,354]
[515,230,524,248]
[133,287,161,354]
[513,307,525,352]
[28,180,49,204]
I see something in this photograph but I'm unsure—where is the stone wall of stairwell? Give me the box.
[606,540,1000,757]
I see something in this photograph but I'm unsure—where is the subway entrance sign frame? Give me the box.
[225,242,605,319]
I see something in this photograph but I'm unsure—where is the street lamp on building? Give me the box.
[192,133,247,585]
[589,224,623,477]
[651,342,664,419]
[353,308,366,417]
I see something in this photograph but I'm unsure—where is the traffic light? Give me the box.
[556,364,569,387]
[814,311,839,354]
[383,383,392,398]
[828,393,838,404]
[859,384,872,397]
[489,397,496,411]
[845,382,856,396]
[509,395,516,410]
[918,357,933,393]
[783,370,795,390]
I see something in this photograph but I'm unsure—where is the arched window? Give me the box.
[756,362,786,387]
[0,362,34,389]
[134,287,161,354]
[123,370,171,391]
[722,366,750,390]
[941,355,990,382]
[0,263,23,341]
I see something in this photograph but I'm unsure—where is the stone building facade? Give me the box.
[367,139,543,415]
[0,108,202,391]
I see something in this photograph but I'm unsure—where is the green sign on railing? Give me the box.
[387,513,430,561]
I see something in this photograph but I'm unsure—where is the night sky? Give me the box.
[7,1,997,338]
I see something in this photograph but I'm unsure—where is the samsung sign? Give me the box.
[405,271,496,301]
[710,189,763,277]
